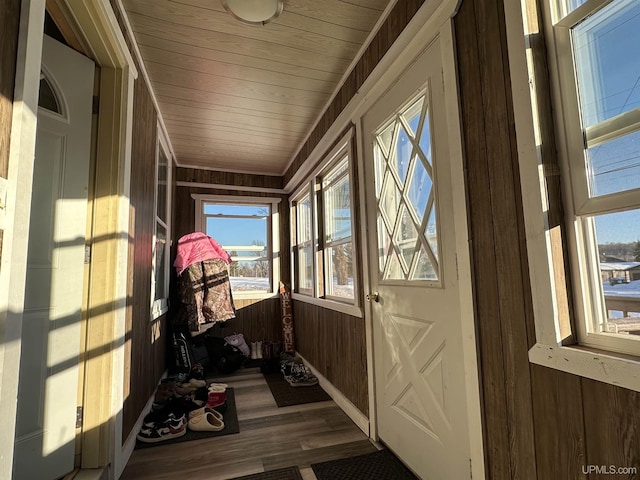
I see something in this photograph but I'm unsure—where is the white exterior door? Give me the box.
[363,39,477,479]
[13,35,94,480]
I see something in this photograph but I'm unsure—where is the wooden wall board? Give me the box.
[456,0,537,477]
[175,168,284,189]
[293,301,368,416]
[531,365,587,480]
[582,377,640,478]
[122,73,166,441]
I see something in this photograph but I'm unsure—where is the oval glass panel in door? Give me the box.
[38,73,62,114]
[372,90,440,283]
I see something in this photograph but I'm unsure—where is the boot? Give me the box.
[250,342,258,360]
[262,341,272,359]
[256,341,263,359]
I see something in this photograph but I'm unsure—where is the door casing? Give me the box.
[0,0,138,478]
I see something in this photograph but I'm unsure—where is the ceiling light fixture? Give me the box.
[221,0,284,26]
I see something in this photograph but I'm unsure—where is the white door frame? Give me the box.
[0,1,137,478]
[349,1,485,477]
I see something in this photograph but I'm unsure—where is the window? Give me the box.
[322,160,355,300]
[509,0,640,389]
[152,133,172,318]
[549,0,640,355]
[291,132,358,308]
[193,195,280,297]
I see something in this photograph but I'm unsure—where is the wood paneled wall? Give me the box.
[176,167,284,190]
[121,66,167,441]
[293,302,368,416]
[283,0,426,185]
[455,0,640,478]
[0,0,21,262]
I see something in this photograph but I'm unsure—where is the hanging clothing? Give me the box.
[174,232,231,276]
[176,258,236,336]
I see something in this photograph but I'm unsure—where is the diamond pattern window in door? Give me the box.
[425,207,438,262]
[403,97,424,137]
[379,173,401,233]
[412,244,437,281]
[385,248,404,280]
[393,126,412,183]
[419,110,433,166]
[395,205,419,272]
[378,214,392,274]
[407,156,432,220]
[373,91,441,283]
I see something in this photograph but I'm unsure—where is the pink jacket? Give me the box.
[174,232,231,275]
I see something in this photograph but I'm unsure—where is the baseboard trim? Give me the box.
[120,370,168,473]
[73,468,109,480]
[296,354,370,436]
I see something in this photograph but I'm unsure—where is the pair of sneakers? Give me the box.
[187,406,225,432]
[280,354,318,387]
[206,382,228,409]
[137,412,187,443]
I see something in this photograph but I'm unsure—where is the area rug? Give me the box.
[229,466,303,480]
[263,372,331,407]
[311,449,419,480]
[135,387,239,449]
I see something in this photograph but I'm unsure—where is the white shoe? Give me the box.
[188,412,224,431]
[188,406,224,421]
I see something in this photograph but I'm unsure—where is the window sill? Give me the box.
[529,342,640,392]
[151,305,169,321]
[292,293,362,318]
[232,292,278,301]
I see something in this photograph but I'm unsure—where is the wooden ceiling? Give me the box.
[120,0,391,175]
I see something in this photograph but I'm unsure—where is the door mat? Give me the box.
[229,466,303,480]
[311,449,419,480]
[135,387,239,449]
[263,372,331,407]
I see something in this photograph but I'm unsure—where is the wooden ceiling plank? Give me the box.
[145,63,330,109]
[134,32,343,83]
[283,0,389,29]
[159,102,313,134]
[175,0,376,42]
[153,83,321,119]
[139,44,337,93]
[174,139,288,158]
[156,95,313,128]
[168,135,295,154]
[163,117,304,141]
[123,0,361,59]
[128,16,352,74]
[337,0,389,10]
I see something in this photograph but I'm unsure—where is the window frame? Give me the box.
[548,0,640,356]
[320,158,356,302]
[505,0,640,391]
[192,194,281,300]
[289,130,361,317]
[151,129,172,319]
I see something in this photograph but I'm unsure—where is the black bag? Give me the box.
[203,336,244,374]
[171,331,193,373]
[217,345,244,374]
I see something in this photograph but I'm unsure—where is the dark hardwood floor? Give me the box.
[120,367,378,479]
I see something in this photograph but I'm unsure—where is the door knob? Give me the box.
[366,292,379,303]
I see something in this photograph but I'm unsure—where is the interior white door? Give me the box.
[13,35,94,480]
[363,40,475,479]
